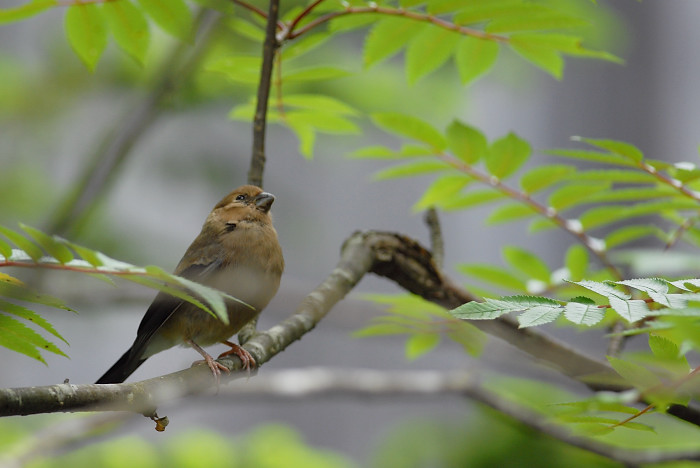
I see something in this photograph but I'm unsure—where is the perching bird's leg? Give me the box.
[218,340,256,371]
[187,339,229,384]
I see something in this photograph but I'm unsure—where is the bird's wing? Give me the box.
[128,258,224,361]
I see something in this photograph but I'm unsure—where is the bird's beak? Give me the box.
[254,192,275,213]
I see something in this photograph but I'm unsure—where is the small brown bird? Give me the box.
[96,185,284,384]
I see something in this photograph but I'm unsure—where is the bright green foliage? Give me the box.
[64,4,108,72]
[355,294,485,359]
[406,25,461,85]
[0,224,254,361]
[137,0,192,40]
[520,165,576,194]
[103,0,150,65]
[455,36,499,85]
[502,246,551,283]
[364,17,421,67]
[372,113,446,151]
[413,174,472,211]
[445,120,488,164]
[485,132,531,180]
[0,0,55,24]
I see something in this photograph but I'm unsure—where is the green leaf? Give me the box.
[0,279,73,311]
[439,190,505,211]
[0,0,55,24]
[281,94,358,116]
[605,225,662,249]
[609,298,649,322]
[547,148,637,167]
[19,224,74,264]
[364,17,422,67]
[486,132,531,179]
[62,240,103,267]
[329,14,377,32]
[349,146,402,160]
[458,264,527,292]
[510,34,563,79]
[0,238,11,259]
[608,356,660,389]
[577,137,644,163]
[517,304,562,327]
[103,0,150,65]
[0,300,67,344]
[405,333,441,360]
[445,120,488,164]
[617,278,686,309]
[285,111,359,135]
[564,301,604,326]
[648,335,684,362]
[571,280,629,300]
[486,12,588,34]
[227,17,264,41]
[373,160,450,180]
[406,25,460,85]
[0,315,46,363]
[287,119,315,159]
[446,323,486,356]
[502,246,550,283]
[486,203,536,225]
[455,36,499,85]
[450,298,512,320]
[281,32,330,60]
[454,1,541,25]
[579,205,628,230]
[282,66,350,82]
[586,187,678,204]
[0,226,43,261]
[565,245,588,281]
[372,113,447,150]
[137,0,192,40]
[548,182,609,211]
[65,3,108,72]
[354,323,414,337]
[413,174,472,211]
[568,169,655,184]
[208,56,261,84]
[520,165,575,194]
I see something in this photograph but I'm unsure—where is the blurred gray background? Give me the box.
[1,0,700,464]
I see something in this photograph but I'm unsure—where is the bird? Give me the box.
[95,185,284,384]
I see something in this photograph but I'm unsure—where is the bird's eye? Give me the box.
[235,194,246,201]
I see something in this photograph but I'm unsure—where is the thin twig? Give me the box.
[286,0,327,35]
[424,208,444,269]
[247,0,281,188]
[286,6,510,41]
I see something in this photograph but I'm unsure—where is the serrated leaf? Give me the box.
[0,0,55,24]
[517,305,562,327]
[438,190,505,211]
[486,132,531,179]
[455,36,498,85]
[405,333,441,360]
[609,297,649,322]
[445,120,487,164]
[413,174,472,211]
[565,245,588,281]
[608,356,660,389]
[0,226,43,261]
[571,280,630,300]
[364,17,422,67]
[648,335,683,362]
[0,280,73,311]
[372,113,446,150]
[63,241,103,267]
[373,160,450,180]
[548,182,609,211]
[520,165,575,194]
[65,3,108,72]
[19,224,73,264]
[138,0,191,40]
[103,0,150,65]
[617,278,686,308]
[449,299,512,320]
[282,66,350,82]
[406,25,460,85]
[486,203,536,225]
[0,300,67,344]
[0,315,46,363]
[578,138,644,163]
[510,34,563,78]
[502,246,550,283]
[564,301,604,326]
[458,264,527,292]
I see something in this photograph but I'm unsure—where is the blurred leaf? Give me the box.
[282,32,330,60]
[65,3,108,72]
[458,264,527,292]
[405,333,441,360]
[406,25,460,85]
[20,224,73,264]
[0,226,43,261]
[445,120,488,164]
[608,356,660,389]
[455,36,499,85]
[605,225,663,249]
[103,0,150,65]
[0,279,73,311]
[548,182,609,211]
[281,94,358,116]
[227,17,264,41]
[413,174,472,211]
[0,300,67,343]
[569,169,655,183]
[577,137,644,163]
[372,113,447,150]
[565,245,588,281]
[520,165,575,194]
[208,55,261,83]
[373,160,450,180]
[0,314,66,364]
[547,148,637,167]
[502,246,550,283]
[364,17,422,67]
[510,34,564,78]
[438,189,505,211]
[282,66,350,82]
[486,203,536,224]
[138,0,192,40]
[285,111,359,134]
[486,132,531,179]
[0,0,55,24]
[487,12,588,34]
[0,238,10,259]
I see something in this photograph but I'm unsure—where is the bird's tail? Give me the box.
[95,348,147,384]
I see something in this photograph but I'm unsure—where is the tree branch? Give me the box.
[247,0,280,189]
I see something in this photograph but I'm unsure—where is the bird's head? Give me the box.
[210,185,276,233]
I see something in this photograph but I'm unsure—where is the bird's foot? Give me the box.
[187,339,229,385]
[219,340,256,372]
